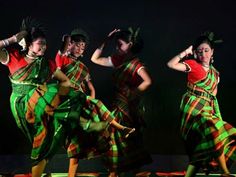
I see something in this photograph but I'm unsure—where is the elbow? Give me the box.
[145,79,152,89]
[147,78,152,87]
[167,61,172,68]
[91,52,100,63]
[167,61,175,69]
[91,56,97,63]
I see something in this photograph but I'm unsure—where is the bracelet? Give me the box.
[1,40,6,46]
[177,50,188,60]
[1,39,10,47]
[177,54,183,59]
[184,50,188,56]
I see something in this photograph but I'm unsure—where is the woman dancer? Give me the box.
[0,18,134,177]
[55,28,135,177]
[167,31,236,177]
[91,28,152,176]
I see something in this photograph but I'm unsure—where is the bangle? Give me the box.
[1,40,6,46]
[1,39,10,47]
[177,54,183,59]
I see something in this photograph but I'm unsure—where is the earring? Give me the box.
[194,53,197,59]
[210,56,214,63]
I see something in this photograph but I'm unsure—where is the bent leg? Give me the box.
[185,164,199,177]
[32,159,47,177]
[217,153,230,174]
[68,158,79,177]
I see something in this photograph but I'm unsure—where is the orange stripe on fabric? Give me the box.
[33,128,47,148]
[25,89,41,123]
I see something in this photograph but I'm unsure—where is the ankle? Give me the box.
[122,127,135,138]
[108,172,118,177]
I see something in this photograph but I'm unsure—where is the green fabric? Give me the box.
[63,59,89,86]
[105,58,152,172]
[9,57,85,165]
[180,66,236,168]
[59,57,115,159]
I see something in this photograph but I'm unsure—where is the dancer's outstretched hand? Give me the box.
[185,45,193,55]
[107,29,120,38]
[61,34,71,54]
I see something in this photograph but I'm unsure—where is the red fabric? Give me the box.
[111,55,143,72]
[111,54,127,67]
[6,48,28,74]
[184,59,207,83]
[55,52,73,69]
[128,60,144,88]
[48,59,57,74]
[5,48,56,75]
[111,55,144,89]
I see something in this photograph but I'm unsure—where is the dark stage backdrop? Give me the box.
[0,0,236,155]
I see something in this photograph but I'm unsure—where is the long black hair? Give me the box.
[70,28,89,44]
[114,27,144,54]
[20,17,46,44]
[193,31,223,50]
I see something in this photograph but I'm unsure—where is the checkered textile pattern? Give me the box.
[180,66,236,168]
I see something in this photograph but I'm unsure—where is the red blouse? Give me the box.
[111,55,127,67]
[111,55,143,72]
[111,55,144,88]
[184,59,207,83]
[1,48,56,75]
[55,52,73,69]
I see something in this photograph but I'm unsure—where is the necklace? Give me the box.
[202,63,210,68]
[26,54,37,60]
[69,54,79,61]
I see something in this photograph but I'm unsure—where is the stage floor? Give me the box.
[6,172,236,177]
[1,155,236,176]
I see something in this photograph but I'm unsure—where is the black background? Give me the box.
[0,0,236,155]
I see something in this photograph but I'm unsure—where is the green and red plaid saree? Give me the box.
[105,58,152,172]
[55,54,116,159]
[180,65,236,167]
[61,59,90,93]
[9,57,86,165]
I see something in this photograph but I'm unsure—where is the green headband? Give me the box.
[128,27,140,42]
[203,31,223,44]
